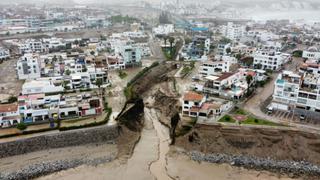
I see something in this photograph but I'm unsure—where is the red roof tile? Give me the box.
[0,103,18,113]
[184,91,204,102]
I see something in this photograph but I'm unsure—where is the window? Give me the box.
[309,94,317,100]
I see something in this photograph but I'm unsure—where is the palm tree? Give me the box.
[74,40,79,47]
[169,36,175,53]
[59,56,63,64]
[164,36,168,47]
[246,75,253,87]
[95,78,103,98]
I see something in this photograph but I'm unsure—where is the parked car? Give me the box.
[300,114,306,121]
[267,106,273,114]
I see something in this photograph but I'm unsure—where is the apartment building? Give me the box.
[253,51,290,71]
[18,39,46,54]
[221,22,245,41]
[117,45,142,66]
[271,71,320,115]
[185,35,211,60]
[16,54,41,80]
[217,43,231,56]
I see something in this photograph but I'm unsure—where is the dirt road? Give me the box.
[0,58,23,102]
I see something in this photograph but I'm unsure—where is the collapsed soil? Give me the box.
[175,123,320,165]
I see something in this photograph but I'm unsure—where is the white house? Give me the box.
[253,51,290,70]
[203,70,250,99]
[0,103,20,127]
[152,24,175,36]
[18,39,45,54]
[302,47,320,60]
[22,79,64,95]
[16,53,41,80]
[182,91,206,117]
[199,60,231,77]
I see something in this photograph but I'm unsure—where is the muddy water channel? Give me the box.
[147,108,172,180]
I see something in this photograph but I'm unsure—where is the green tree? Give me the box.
[226,47,231,54]
[65,69,71,76]
[90,51,95,56]
[52,55,57,63]
[17,122,27,131]
[82,66,88,72]
[235,53,242,60]
[246,75,253,86]
[8,96,17,103]
[59,56,63,64]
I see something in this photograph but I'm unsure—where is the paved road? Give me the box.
[148,34,165,60]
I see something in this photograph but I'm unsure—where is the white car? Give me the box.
[299,114,306,121]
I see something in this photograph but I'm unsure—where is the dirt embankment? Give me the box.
[116,63,177,159]
[131,63,175,97]
[176,124,320,165]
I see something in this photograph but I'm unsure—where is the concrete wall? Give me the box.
[0,125,119,158]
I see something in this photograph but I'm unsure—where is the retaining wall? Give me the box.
[0,125,119,158]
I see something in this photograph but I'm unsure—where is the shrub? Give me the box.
[118,70,127,79]
[254,119,259,123]
[8,96,17,103]
[17,122,27,131]
[225,116,231,121]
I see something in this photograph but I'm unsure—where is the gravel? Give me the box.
[0,156,115,180]
[188,151,320,177]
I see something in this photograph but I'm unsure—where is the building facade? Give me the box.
[16,54,41,80]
